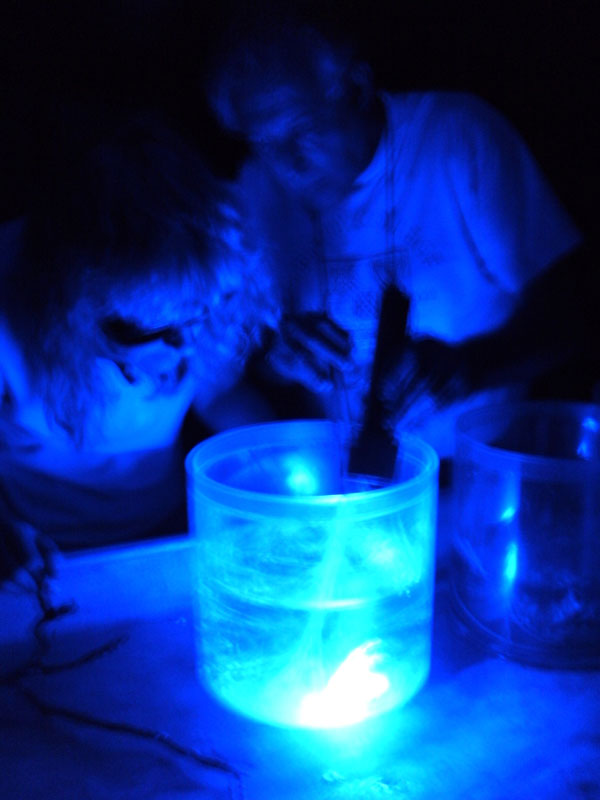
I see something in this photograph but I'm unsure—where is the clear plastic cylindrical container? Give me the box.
[186,420,439,728]
[452,402,600,667]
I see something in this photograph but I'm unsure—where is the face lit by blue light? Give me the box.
[101,313,204,390]
[95,270,216,392]
[246,84,378,209]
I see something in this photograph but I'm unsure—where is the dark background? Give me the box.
[1,0,597,237]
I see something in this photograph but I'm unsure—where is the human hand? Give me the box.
[265,311,357,394]
[381,337,471,428]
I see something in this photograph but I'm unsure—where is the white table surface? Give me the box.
[1,527,599,800]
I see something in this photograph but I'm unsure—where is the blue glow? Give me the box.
[582,416,599,432]
[283,456,320,495]
[499,505,517,523]
[503,541,519,584]
[577,440,591,459]
[298,640,391,728]
[187,421,438,728]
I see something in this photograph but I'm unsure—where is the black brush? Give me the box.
[348,284,410,480]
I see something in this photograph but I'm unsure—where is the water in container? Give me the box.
[186,420,439,728]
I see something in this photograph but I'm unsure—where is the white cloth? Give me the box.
[238,91,582,454]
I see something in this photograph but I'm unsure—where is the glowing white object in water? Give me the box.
[298,640,390,728]
[577,416,599,459]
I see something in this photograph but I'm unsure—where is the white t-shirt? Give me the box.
[239,91,582,454]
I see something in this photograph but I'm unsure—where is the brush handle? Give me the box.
[362,284,410,432]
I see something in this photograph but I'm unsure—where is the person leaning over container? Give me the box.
[0,111,275,581]
[206,19,591,459]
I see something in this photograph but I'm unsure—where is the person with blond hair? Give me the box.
[0,113,274,577]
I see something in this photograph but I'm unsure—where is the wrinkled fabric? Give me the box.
[237,92,581,454]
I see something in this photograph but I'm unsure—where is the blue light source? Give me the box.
[283,456,320,495]
[499,505,517,523]
[298,640,391,728]
[577,416,599,459]
[503,541,519,585]
[582,416,599,432]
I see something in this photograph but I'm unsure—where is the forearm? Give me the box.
[461,242,597,392]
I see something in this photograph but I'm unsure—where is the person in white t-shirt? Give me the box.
[207,21,587,458]
[0,114,273,579]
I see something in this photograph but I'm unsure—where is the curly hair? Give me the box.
[1,112,275,440]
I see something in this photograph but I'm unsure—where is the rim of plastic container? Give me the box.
[456,400,600,473]
[186,418,439,509]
